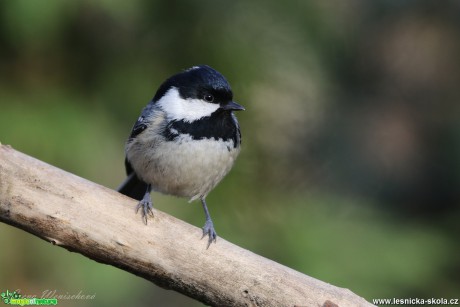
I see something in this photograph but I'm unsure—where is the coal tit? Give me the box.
[118,65,244,248]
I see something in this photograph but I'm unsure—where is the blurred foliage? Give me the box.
[1,0,460,306]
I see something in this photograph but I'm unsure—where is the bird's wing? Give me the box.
[128,102,159,139]
[118,102,158,200]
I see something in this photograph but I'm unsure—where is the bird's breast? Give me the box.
[126,130,240,200]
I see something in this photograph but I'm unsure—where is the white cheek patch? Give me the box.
[157,87,220,122]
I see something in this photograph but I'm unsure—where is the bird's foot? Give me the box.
[136,198,154,225]
[201,219,217,249]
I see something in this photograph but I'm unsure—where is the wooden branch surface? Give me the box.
[0,144,373,307]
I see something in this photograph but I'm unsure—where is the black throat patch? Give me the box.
[162,110,241,148]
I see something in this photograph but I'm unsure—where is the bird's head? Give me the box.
[153,65,244,122]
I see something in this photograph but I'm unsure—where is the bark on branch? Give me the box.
[0,144,373,307]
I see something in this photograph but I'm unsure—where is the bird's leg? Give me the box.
[136,184,153,225]
[200,198,217,248]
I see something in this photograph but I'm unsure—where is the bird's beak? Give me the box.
[222,101,245,111]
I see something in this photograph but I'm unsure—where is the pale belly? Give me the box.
[127,135,239,200]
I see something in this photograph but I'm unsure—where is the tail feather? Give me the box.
[117,172,148,201]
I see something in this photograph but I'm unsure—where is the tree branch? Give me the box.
[0,144,373,307]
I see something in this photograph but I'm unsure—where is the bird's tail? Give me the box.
[117,173,148,201]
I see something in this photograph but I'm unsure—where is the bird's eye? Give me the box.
[203,94,214,102]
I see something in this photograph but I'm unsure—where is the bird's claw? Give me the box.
[201,220,217,249]
[136,199,154,225]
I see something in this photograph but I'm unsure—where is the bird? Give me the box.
[117,65,244,248]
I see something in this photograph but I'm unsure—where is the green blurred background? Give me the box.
[1,1,459,306]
